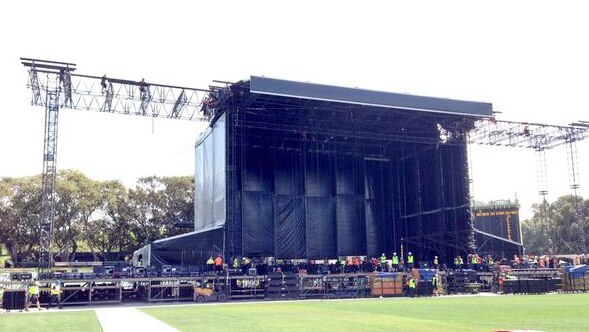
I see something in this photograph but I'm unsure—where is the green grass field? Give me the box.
[1,294,588,332]
[142,294,589,332]
[0,310,101,332]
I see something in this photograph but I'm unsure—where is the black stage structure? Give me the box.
[19,59,587,270]
[145,76,494,267]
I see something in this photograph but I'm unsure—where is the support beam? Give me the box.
[39,89,60,271]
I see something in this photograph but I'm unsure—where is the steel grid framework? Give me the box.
[467,118,588,150]
[21,58,214,270]
[21,59,588,266]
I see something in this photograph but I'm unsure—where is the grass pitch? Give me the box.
[142,293,589,332]
[1,293,587,332]
[0,310,101,332]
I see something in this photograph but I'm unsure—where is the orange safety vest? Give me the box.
[214,257,223,266]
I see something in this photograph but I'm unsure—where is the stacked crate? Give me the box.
[265,272,299,300]
[370,272,404,297]
[447,270,479,294]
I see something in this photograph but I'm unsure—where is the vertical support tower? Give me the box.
[21,58,77,271]
[39,89,60,270]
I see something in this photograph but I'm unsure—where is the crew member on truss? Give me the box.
[523,126,530,136]
[139,78,149,101]
[202,91,218,118]
[101,75,108,94]
[59,69,73,106]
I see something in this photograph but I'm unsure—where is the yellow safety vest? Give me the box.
[407,255,414,264]
[28,285,39,295]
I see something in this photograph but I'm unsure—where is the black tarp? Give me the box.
[305,197,336,259]
[150,227,224,267]
[336,196,365,256]
[225,140,472,261]
[242,191,274,256]
[274,195,306,258]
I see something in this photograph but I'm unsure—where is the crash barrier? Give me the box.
[298,273,371,299]
[446,270,480,294]
[563,265,588,292]
[2,267,579,309]
[563,276,589,292]
[2,290,27,312]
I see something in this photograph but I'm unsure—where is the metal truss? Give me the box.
[21,58,214,270]
[22,59,213,121]
[467,118,588,150]
[39,89,60,270]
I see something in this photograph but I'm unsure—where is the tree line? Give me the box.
[0,170,193,265]
[1,170,586,265]
[521,195,589,255]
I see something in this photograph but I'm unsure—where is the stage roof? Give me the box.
[249,76,493,118]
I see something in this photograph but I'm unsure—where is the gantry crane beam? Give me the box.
[21,57,215,271]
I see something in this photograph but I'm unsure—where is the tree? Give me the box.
[52,170,103,262]
[0,176,42,264]
[0,172,194,264]
[82,180,134,259]
[127,176,194,248]
[159,176,194,234]
[522,195,589,254]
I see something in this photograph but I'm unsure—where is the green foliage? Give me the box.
[127,176,194,247]
[522,195,589,254]
[53,170,102,262]
[0,244,10,267]
[0,171,194,264]
[0,175,42,263]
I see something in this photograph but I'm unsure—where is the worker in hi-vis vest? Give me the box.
[391,252,399,271]
[407,252,414,269]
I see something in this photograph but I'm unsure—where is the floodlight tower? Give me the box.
[21,57,216,271]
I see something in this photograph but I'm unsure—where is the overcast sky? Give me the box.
[1,0,587,219]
